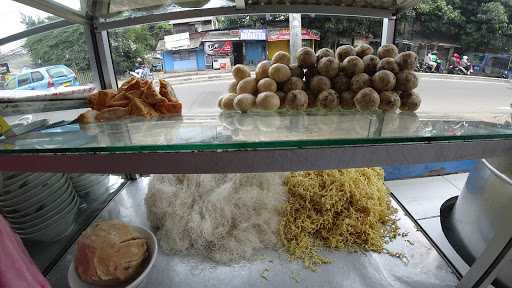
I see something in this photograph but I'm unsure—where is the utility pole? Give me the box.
[289,13,302,65]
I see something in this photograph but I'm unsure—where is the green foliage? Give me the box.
[23,24,90,71]
[400,0,512,53]
[21,15,173,74]
[302,16,382,49]
[216,14,382,50]
[216,15,288,29]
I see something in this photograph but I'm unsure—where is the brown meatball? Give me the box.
[309,75,331,95]
[372,70,396,92]
[399,90,421,112]
[355,44,374,58]
[234,93,256,113]
[377,44,399,59]
[340,90,356,110]
[377,58,400,74]
[257,78,278,93]
[236,77,257,95]
[318,57,340,78]
[289,64,304,79]
[316,48,335,62]
[351,73,372,92]
[268,64,292,83]
[363,55,380,76]
[335,45,356,63]
[354,87,380,112]
[272,51,291,65]
[285,90,309,111]
[342,56,365,77]
[232,64,251,82]
[256,92,280,111]
[379,91,400,112]
[304,66,319,84]
[396,71,419,91]
[276,91,287,108]
[396,51,418,71]
[283,77,305,93]
[255,60,272,80]
[297,47,316,68]
[316,89,339,110]
[228,80,238,94]
[332,73,351,94]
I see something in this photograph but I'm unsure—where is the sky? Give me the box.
[0,0,81,52]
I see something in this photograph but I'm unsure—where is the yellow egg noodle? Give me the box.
[280,168,400,270]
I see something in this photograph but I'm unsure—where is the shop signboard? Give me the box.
[204,41,233,56]
[240,29,267,40]
[164,32,190,50]
[267,28,320,41]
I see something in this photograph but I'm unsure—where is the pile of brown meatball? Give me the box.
[218,44,421,113]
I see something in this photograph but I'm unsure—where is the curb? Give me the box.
[417,72,511,83]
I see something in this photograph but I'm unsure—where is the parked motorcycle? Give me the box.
[417,61,442,73]
[447,65,468,75]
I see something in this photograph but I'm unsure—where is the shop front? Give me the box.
[161,32,206,73]
[203,41,233,70]
[267,28,320,59]
[240,29,267,66]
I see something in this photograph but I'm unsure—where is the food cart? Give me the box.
[0,1,511,287]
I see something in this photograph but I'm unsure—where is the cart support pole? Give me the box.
[381,16,396,45]
[457,231,512,287]
[289,13,302,65]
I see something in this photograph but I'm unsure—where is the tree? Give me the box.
[21,15,173,74]
[22,15,90,71]
[216,14,382,50]
[398,0,512,53]
[460,1,512,52]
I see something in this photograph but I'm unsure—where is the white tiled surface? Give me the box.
[386,176,462,220]
[443,173,470,191]
[387,173,471,277]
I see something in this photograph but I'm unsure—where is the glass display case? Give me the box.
[1,1,511,288]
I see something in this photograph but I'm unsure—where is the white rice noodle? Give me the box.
[145,173,287,263]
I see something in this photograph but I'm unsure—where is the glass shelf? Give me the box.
[1,111,512,154]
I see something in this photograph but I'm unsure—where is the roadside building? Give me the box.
[266,28,320,59]
[160,32,206,73]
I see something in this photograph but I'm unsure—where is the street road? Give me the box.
[174,77,512,115]
[5,77,512,123]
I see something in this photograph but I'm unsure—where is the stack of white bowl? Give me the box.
[0,172,79,242]
[69,174,110,199]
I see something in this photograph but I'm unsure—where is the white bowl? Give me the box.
[0,174,69,214]
[2,175,69,215]
[70,174,108,186]
[68,225,158,288]
[0,173,63,207]
[19,194,79,241]
[9,182,75,229]
[76,177,110,199]
[72,175,109,193]
[0,173,55,201]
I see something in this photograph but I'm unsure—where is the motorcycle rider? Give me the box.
[424,51,440,72]
[461,55,472,75]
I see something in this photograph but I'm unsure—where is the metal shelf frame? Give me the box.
[1,138,512,174]
[1,1,511,287]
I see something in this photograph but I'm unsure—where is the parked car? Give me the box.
[4,65,80,90]
[471,53,512,78]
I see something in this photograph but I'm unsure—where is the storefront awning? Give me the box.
[267,28,320,42]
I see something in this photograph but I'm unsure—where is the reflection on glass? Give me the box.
[0,22,96,116]
[1,112,512,153]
